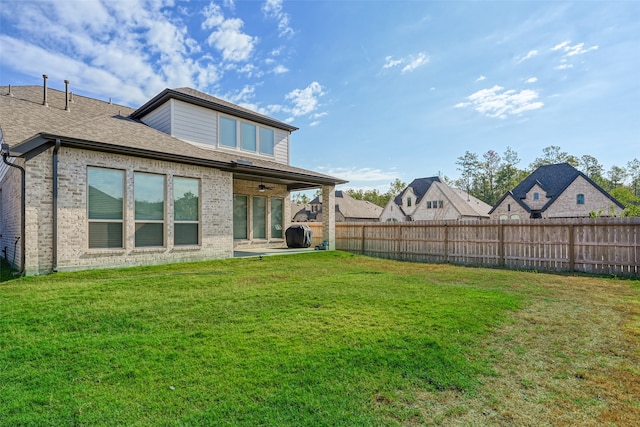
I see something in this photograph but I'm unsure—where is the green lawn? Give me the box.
[1,252,528,425]
[0,258,17,282]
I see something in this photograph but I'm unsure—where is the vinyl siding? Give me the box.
[140,99,289,165]
[140,100,172,135]
[274,129,289,164]
[171,100,217,146]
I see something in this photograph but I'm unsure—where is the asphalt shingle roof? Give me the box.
[492,162,624,213]
[394,177,441,205]
[0,85,345,187]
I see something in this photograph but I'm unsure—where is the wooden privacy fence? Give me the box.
[331,218,640,277]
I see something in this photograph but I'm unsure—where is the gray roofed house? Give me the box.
[0,79,346,276]
[379,177,491,222]
[292,190,383,222]
[489,162,625,219]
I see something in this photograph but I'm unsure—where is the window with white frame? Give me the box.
[219,115,276,156]
[260,128,275,155]
[87,167,124,249]
[220,117,237,148]
[271,198,283,239]
[174,177,200,246]
[134,172,165,247]
[241,123,257,151]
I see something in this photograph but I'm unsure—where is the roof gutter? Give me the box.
[16,134,347,188]
[1,143,26,276]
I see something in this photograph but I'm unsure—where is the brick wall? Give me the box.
[490,194,529,220]
[24,146,235,275]
[544,175,624,218]
[0,157,24,271]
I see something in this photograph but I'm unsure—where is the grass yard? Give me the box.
[0,251,638,426]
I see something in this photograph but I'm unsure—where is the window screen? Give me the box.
[135,172,165,247]
[87,167,124,248]
[174,177,199,246]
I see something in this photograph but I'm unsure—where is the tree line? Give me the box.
[292,145,639,216]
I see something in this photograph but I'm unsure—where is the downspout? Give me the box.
[52,139,61,273]
[1,147,26,276]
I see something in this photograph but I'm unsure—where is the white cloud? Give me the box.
[262,0,294,37]
[383,52,429,73]
[383,56,403,69]
[518,49,538,63]
[551,41,571,51]
[0,0,237,105]
[525,77,538,84]
[475,75,487,83]
[455,85,544,119]
[552,40,598,56]
[203,3,256,62]
[401,52,429,73]
[284,82,324,117]
[565,42,599,56]
[272,64,289,74]
[551,40,598,71]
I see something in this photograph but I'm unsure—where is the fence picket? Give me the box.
[321,218,640,277]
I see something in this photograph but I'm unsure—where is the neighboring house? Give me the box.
[490,162,625,219]
[292,190,383,222]
[379,177,491,222]
[0,79,346,275]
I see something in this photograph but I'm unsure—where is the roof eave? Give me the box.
[130,88,299,132]
[12,133,346,189]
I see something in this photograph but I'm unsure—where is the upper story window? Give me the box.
[407,197,412,207]
[577,194,585,205]
[533,192,539,200]
[219,115,275,156]
[427,201,432,209]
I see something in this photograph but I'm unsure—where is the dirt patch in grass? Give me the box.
[415,275,640,426]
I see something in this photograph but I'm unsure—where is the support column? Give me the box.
[322,185,336,250]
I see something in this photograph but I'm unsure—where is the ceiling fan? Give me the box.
[258,179,274,192]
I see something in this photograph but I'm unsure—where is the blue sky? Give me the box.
[1,0,638,193]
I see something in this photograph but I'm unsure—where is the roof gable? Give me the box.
[503,162,624,212]
[512,163,578,200]
[131,87,298,132]
[394,177,441,205]
[429,181,492,217]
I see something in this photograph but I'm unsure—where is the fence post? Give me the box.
[361,225,365,255]
[499,222,505,267]
[568,223,575,272]
[444,223,449,264]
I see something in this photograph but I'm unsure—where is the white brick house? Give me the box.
[0,80,346,276]
[490,163,625,220]
[379,177,491,222]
